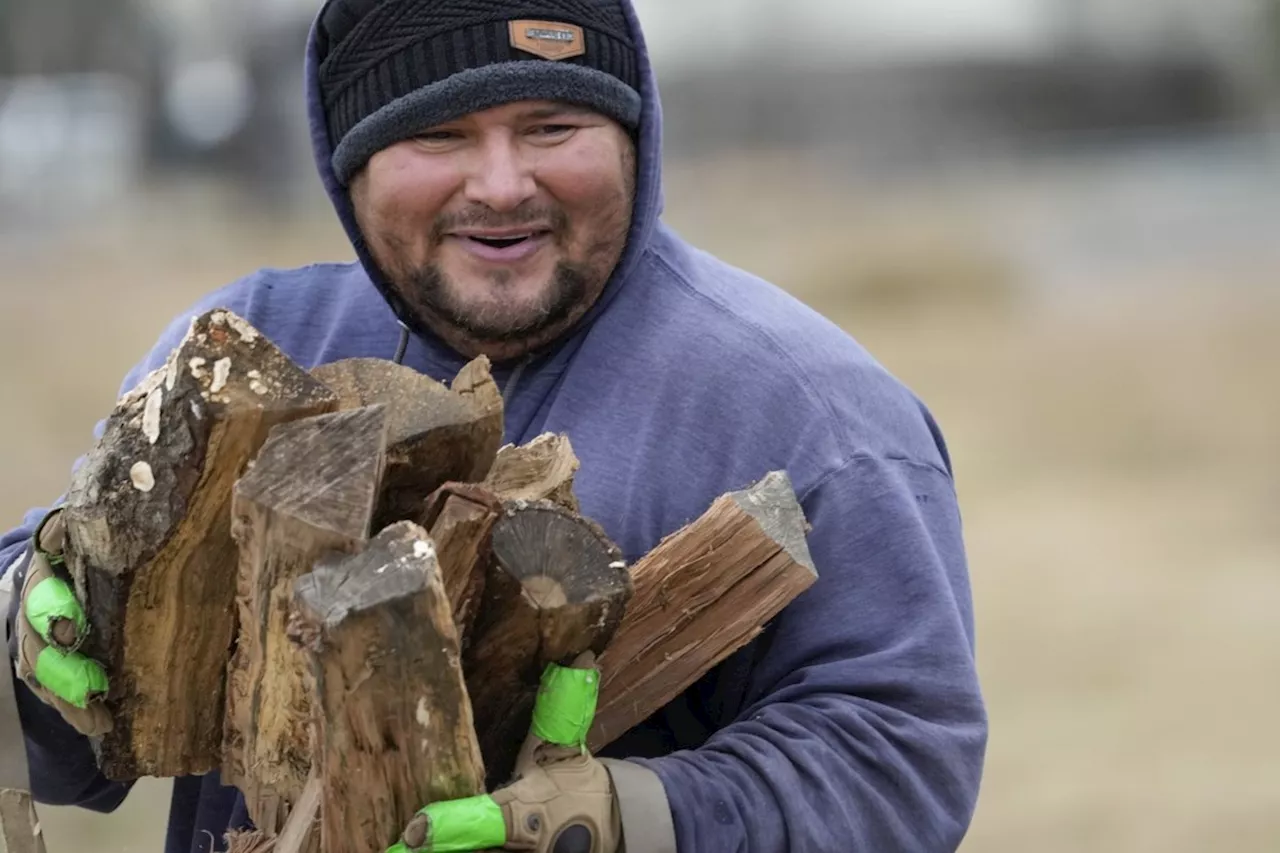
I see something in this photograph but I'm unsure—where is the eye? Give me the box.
[529,124,576,138]
[415,129,462,143]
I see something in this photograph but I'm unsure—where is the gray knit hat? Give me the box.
[317,0,643,184]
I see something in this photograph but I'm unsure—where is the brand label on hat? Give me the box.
[510,20,586,61]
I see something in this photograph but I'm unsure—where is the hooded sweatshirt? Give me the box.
[1,1,987,851]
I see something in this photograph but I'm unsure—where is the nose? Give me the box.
[463,133,537,213]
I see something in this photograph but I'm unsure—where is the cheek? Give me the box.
[541,141,631,221]
[363,148,457,236]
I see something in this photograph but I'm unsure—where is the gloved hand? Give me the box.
[13,508,112,736]
[389,653,620,853]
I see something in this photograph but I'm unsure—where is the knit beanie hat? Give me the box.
[317,0,643,185]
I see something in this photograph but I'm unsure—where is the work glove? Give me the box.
[12,508,112,736]
[389,653,620,853]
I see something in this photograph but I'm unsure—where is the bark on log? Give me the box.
[310,357,503,530]
[61,309,338,780]
[482,433,580,511]
[291,522,485,853]
[464,502,631,784]
[222,406,389,831]
[588,471,818,751]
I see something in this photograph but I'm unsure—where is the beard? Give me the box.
[398,258,591,345]
[380,196,630,350]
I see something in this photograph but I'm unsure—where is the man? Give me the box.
[0,0,988,851]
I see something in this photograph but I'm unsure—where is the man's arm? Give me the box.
[3,535,131,811]
[624,453,987,853]
[0,300,211,812]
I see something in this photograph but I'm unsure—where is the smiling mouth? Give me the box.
[456,230,552,250]
[470,235,531,249]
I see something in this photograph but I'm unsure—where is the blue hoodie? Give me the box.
[1,1,987,851]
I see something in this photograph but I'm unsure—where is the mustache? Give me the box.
[431,205,570,241]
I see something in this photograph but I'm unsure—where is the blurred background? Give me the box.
[1,0,1278,850]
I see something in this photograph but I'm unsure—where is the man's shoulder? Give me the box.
[121,261,400,396]
[177,261,400,365]
[625,230,950,471]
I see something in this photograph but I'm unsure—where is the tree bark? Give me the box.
[588,471,818,751]
[61,309,337,780]
[222,406,389,831]
[464,502,631,785]
[291,522,486,853]
[309,357,503,531]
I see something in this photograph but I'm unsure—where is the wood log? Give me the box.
[418,434,583,644]
[222,406,389,832]
[419,483,503,645]
[61,309,338,780]
[464,502,631,784]
[588,471,818,751]
[482,433,580,511]
[310,357,503,531]
[0,791,46,853]
[291,522,485,853]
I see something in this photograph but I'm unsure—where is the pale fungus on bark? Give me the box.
[142,387,163,445]
[211,358,232,394]
[129,461,155,492]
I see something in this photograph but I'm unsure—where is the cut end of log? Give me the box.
[489,502,630,654]
[310,357,504,530]
[235,405,388,543]
[293,523,438,632]
[729,470,816,574]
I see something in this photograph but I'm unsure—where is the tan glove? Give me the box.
[13,509,112,736]
[392,655,620,853]
[489,732,620,852]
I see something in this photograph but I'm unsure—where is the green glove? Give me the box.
[389,657,618,853]
[14,509,112,735]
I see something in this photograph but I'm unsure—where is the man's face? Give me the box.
[350,99,637,361]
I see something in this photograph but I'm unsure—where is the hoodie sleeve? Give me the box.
[630,453,987,853]
[0,308,204,812]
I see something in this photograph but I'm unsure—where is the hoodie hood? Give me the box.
[302,0,665,367]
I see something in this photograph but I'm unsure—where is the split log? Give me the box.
[464,502,631,784]
[419,483,503,644]
[588,471,818,751]
[0,791,46,853]
[418,433,584,644]
[61,309,338,780]
[310,357,503,531]
[291,522,485,853]
[222,406,389,832]
[482,433,580,511]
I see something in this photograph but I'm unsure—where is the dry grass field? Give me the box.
[1,166,1276,852]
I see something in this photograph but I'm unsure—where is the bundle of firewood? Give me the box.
[57,309,817,853]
